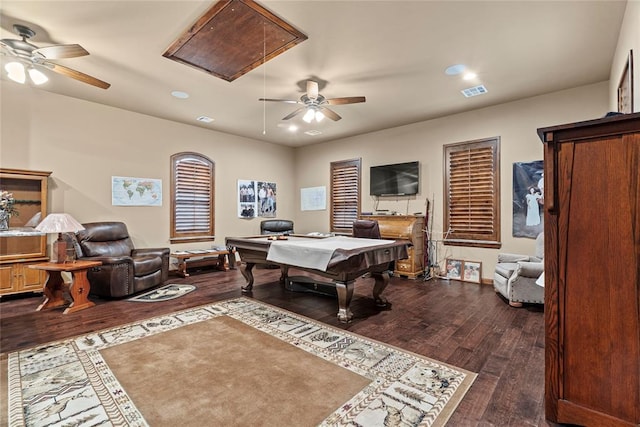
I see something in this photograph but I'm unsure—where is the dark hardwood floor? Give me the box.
[0,267,559,426]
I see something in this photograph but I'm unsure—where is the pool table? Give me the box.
[225,235,410,322]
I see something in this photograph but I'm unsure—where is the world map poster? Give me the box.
[112,176,162,206]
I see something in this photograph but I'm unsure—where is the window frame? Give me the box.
[170,152,215,243]
[443,137,501,249]
[330,158,361,234]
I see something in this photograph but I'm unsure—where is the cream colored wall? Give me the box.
[0,80,611,280]
[0,83,296,251]
[610,0,640,112]
[294,82,610,280]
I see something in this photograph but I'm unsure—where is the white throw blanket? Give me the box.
[266,236,394,271]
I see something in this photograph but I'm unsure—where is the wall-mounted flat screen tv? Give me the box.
[370,161,419,196]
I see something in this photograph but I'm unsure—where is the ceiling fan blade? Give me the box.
[319,107,342,121]
[258,98,300,104]
[44,62,110,89]
[33,44,89,59]
[325,96,366,105]
[282,107,306,120]
[0,40,19,56]
[307,80,319,100]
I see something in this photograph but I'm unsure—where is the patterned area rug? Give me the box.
[6,298,476,426]
[127,283,196,302]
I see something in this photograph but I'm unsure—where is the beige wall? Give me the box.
[610,0,640,112]
[294,82,610,279]
[0,83,296,251]
[0,79,611,281]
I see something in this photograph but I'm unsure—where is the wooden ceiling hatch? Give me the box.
[163,0,307,82]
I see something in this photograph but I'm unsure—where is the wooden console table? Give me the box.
[171,249,235,277]
[29,260,102,314]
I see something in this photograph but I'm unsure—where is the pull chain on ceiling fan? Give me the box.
[259,80,365,123]
[0,24,110,89]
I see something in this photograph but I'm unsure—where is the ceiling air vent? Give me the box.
[304,130,322,136]
[461,85,488,98]
[196,116,214,123]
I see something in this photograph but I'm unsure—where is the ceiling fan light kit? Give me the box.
[27,67,48,85]
[4,61,49,85]
[260,79,366,124]
[4,61,26,83]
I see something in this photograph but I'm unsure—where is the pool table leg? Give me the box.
[372,271,391,307]
[241,262,256,292]
[278,265,289,283]
[335,280,355,323]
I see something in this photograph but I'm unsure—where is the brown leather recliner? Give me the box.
[72,221,169,298]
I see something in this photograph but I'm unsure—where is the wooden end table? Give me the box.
[29,260,102,314]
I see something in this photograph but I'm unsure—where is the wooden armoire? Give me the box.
[538,112,640,426]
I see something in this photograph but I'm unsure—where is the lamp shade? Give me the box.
[35,213,85,233]
[5,61,26,84]
[27,67,48,85]
[35,214,84,263]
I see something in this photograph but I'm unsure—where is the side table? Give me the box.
[171,248,235,278]
[29,260,102,314]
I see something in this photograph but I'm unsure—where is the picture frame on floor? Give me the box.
[445,258,463,280]
[463,260,482,284]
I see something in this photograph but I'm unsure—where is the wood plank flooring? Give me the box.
[0,267,560,426]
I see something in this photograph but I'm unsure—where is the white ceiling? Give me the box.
[0,1,627,147]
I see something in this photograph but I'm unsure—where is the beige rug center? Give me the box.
[101,316,369,426]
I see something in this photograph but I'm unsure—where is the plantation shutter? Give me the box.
[444,138,500,248]
[330,158,361,233]
[171,153,215,242]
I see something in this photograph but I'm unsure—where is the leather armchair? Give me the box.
[260,219,294,235]
[352,219,394,273]
[72,221,169,298]
[352,219,381,239]
[493,232,544,307]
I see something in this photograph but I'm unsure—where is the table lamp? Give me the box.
[35,213,85,263]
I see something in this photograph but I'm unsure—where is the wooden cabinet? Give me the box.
[0,262,46,294]
[0,168,51,296]
[538,113,640,426]
[364,215,424,279]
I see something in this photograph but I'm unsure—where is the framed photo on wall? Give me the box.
[463,261,482,284]
[445,258,463,281]
[512,160,544,238]
[618,50,634,114]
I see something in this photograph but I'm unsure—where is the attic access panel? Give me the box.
[163,0,307,82]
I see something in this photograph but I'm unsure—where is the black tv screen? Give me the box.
[370,161,419,196]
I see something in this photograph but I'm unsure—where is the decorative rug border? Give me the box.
[7,297,477,426]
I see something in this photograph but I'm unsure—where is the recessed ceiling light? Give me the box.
[445,64,466,76]
[196,115,214,123]
[171,90,189,99]
[288,125,298,132]
[463,72,477,80]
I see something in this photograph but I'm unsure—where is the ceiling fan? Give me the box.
[0,24,110,89]
[259,80,365,123]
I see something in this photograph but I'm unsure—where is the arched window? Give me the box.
[170,152,215,243]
